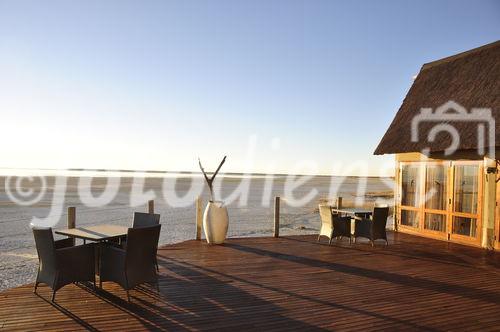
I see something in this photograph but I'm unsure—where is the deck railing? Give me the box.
[66,197,346,240]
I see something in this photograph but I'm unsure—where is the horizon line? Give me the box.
[0,167,393,178]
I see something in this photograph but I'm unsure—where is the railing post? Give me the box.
[274,196,280,238]
[148,200,155,214]
[67,207,76,229]
[67,206,76,245]
[196,196,203,240]
[337,197,343,213]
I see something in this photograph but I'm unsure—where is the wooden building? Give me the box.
[375,41,500,249]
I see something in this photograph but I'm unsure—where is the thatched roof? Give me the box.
[374,40,500,157]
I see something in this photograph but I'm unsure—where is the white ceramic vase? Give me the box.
[203,201,229,244]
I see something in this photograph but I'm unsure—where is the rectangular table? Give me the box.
[55,224,128,242]
[330,207,372,220]
[55,224,129,288]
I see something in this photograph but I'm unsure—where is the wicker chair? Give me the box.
[353,206,389,246]
[33,228,95,302]
[118,212,161,271]
[333,215,353,243]
[132,212,160,228]
[318,205,352,244]
[100,224,161,301]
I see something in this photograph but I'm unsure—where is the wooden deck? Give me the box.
[1,232,500,331]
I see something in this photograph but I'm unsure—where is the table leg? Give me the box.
[98,241,103,289]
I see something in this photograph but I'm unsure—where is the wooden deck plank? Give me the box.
[0,232,499,331]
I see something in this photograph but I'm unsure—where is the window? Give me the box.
[452,216,476,237]
[401,165,420,207]
[454,165,479,214]
[424,213,446,232]
[423,165,447,233]
[401,210,419,228]
[425,165,447,210]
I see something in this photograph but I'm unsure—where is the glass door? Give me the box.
[496,174,500,250]
[397,161,483,245]
[449,163,482,244]
[399,163,422,230]
[421,163,449,239]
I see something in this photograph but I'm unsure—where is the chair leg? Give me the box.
[98,242,103,289]
[34,269,40,293]
[328,237,333,245]
[51,273,59,302]
[370,240,374,247]
[124,275,131,302]
[153,256,159,272]
[155,280,160,294]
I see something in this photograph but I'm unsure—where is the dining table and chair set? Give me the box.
[31,203,389,302]
[318,204,390,246]
[32,212,161,302]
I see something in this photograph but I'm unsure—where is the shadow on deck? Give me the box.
[1,232,499,331]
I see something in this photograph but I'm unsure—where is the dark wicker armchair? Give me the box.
[33,228,95,302]
[100,224,161,301]
[117,212,161,270]
[318,205,352,244]
[353,206,389,246]
[333,215,353,243]
[133,212,160,228]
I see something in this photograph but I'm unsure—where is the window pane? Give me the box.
[452,216,477,237]
[425,165,447,210]
[401,210,419,228]
[401,165,420,207]
[424,213,446,232]
[454,165,479,214]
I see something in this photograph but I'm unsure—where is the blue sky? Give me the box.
[0,0,499,175]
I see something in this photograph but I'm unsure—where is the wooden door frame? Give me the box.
[448,161,483,247]
[397,162,424,235]
[495,173,500,250]
[396,160,484,247]
[420,161,449,241]
[397,161,449,241]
